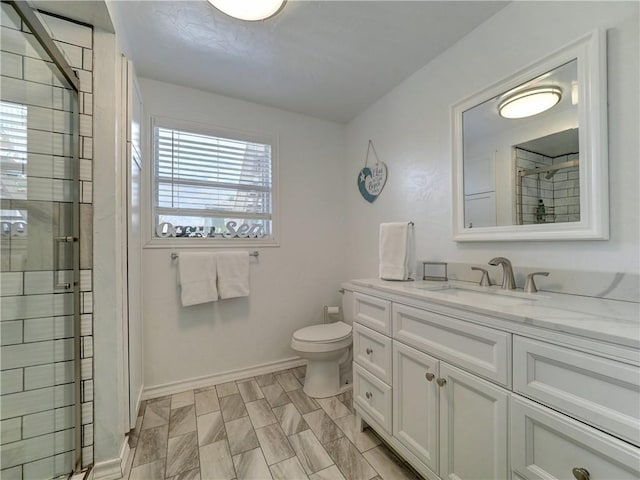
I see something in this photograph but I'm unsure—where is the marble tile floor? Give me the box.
[123,366,423,480]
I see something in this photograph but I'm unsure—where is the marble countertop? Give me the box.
[344,278,640,350]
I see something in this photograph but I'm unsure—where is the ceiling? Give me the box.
[108,1,508,123]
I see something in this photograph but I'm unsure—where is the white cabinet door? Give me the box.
[512,395,640,480]
[393,341,439,474]
[439,363,509,480]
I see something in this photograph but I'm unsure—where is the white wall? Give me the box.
[139,79,347,389]
[345,1,639,276]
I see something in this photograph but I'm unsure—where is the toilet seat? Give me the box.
[293,321,352,343]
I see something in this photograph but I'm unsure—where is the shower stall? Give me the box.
[1,2,83,478]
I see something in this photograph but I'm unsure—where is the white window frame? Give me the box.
[145,116,279,248]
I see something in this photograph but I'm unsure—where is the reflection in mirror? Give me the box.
[515,128,579,225]
[452,29,608,241]
[462,59,578,229]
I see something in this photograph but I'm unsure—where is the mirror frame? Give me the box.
[452,29,608,242]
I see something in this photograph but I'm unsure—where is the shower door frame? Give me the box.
[9,1,83,474]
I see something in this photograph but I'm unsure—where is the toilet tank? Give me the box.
[341,289,354,325]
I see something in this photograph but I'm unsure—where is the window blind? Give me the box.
[153,125,273,237]
[0,101,28,201]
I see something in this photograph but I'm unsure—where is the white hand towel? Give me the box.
[178,252,218,306]
[217,251,250,299]
[379,222,413,280]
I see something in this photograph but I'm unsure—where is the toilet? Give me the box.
[291,320,352,398]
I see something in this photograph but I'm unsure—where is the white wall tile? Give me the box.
[0,418,21,445]
[82,48,92,71]
[82,380,93,402]
[22,450,74,480]
[1,51,23,78]
[81,401,92,425]
[79,113,92,137]
[0,320,23,345]
[83,92,93,115]
[81,445,93,468]
[0,272,23,296]
[1,338,73,370]
[1,3,21,30]
[1,432,55,469]
[1,27,46,59]
[40,13,92,49]
[54,40,82,69]
[81,181,92,203]
[79,159,92,181]
[24,271,72,295]
[82,423,93,447]
[80,357,92,381]
[80,314,92,336]
[81,292,92,314]
[22,406,73,439]
[24,360,74,390]
[1,293,73,321]
[23,57,64,87]
[23,316,74,343]
[80,270,92,291]
[0,369,23,395]
[81,136,93,159]
[0,465,22,480]
[1,76,53,109]
[77,69,92,93]
[81,336,92,358]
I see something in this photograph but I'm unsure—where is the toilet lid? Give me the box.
[293,321,352,343]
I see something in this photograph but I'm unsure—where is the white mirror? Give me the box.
[452,30,608,241]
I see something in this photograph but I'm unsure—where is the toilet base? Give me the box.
[302,359,341,398]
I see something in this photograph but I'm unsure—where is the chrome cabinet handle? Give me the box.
[365,391,372,399]
[572,467,590,480]
[436,378,447,387]
[425,372,435,381]
[53,236,77,290]
[366,348,373,355]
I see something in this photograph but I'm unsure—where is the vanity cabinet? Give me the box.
[392,341,509,479]
[348,286,640,480]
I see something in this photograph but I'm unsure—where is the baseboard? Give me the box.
[142,356,306,400]
[91,439,130,480]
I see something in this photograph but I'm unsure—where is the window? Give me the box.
[152,119,276,243]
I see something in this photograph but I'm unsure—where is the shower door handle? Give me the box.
[53,236,77,290]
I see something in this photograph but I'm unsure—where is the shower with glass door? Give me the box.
[1,1,83,478]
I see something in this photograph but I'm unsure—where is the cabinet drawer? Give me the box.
[511,395,640,480]
[353,293,391,335]
[353,362,392,435]
[353,323,392,384]
[513,336,640,447]
[393,303,511,387]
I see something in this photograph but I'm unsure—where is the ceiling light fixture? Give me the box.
[498,87,562,119]
[208,0,286,21]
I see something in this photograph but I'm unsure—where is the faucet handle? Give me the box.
[525,272,549,293]
[471,267,492,287]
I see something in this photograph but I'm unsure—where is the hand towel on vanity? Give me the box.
[216,251,250,299]
[178,252,218,306]
[379,222,413,280]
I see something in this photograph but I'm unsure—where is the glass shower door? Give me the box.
[1,3,80,479]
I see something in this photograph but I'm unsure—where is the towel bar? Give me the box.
[171,251,259,260]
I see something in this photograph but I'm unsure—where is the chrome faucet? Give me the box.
[488,257,516,290]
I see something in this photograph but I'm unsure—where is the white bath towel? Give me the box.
[178,252,218,306]
[217,251,250,299]
[379,222,414,280]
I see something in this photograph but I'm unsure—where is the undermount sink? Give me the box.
[416,284,539,306]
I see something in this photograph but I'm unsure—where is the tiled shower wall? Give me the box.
[515,148,580,224]
[0,5,94,479]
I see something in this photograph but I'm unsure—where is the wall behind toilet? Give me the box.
[140,79,348,389]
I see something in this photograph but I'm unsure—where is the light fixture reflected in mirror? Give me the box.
[208,0,286,21]
[498,87,562,119]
